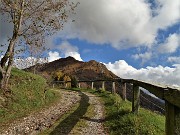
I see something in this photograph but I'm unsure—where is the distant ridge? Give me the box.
[26,56,118,80]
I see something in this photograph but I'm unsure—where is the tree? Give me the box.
[70,76,77,88]
[0,0,78,91]
[26,44,48,74]
[13,45,48,70]
[53,70,64,81]
[63,75,71,88]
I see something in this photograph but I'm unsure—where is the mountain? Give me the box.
[26,56,118,81]
[26,56,164,114]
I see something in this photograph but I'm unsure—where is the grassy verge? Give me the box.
[74,88,165,135]
[0,68,60,129]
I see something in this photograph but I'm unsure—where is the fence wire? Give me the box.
[140,93,165,112]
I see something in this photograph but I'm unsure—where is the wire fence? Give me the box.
[140,93,165,113]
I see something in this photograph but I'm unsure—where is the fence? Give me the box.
[52,78,180,135]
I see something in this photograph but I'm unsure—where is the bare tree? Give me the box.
[13,46,48,70]
[0,0,78,92]
[12,37,48,70]
[28,43,48,74]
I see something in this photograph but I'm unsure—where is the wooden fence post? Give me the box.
[122,82,126,101]
[165,101,180,135]
[102,81,105,90]
[65,82,67,88]
[112,82,116,93]
[132,84,140,114]
[91,82,94,89]
[78,82,81,88]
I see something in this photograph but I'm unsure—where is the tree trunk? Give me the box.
[1,73,11,92]
[0,0,24,92]
[33,66,36,74]
[1,35,17,68]
[0,37,16,91]
[0,49,14,92]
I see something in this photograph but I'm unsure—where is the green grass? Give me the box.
[0,68,60,129]
[74,88,165,135]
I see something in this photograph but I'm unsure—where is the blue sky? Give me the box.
[0,0,180,87]
[51,24,180,67]
[45,0,180,87]
[47,0,179,64]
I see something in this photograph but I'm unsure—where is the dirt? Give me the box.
[0,90,108,135]
[0,90,80,135]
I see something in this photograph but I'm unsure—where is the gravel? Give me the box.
[0,90,81,135]
[69,92,108,135]
[1,90,108,135]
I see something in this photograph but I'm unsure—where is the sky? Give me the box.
[0,0,180,87]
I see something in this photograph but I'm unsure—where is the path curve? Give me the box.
[1,90,81,135]
[69,92,108,135]
[1,90,108,135]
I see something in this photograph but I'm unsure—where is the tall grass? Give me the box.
[0,68,59,126]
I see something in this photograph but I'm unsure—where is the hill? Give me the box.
[26,56,118,81]
[27,57,165,114]
[0,68,59,131]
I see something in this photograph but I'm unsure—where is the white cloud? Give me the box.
[132,52,152,63]
[48,51,61,62]
[168,56,180,64]
[58,41,83,61]
[58,41,78,52]
[1,0,179,52]
[105,60,180,87]
[64,51,82,61]
[158,34,180,54]
[151,0,180,30]
[58,0,180,49]
[45,39,83,61]
[61,0,153,48]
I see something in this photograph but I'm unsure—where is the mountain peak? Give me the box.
[66,56,76,60]
[27,57,118,80]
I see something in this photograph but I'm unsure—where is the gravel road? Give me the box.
[0,90,80,135]
[73,92,107,135]
[0,90,108,135]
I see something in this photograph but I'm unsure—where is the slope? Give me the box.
[0,68,59,131]
[27,57,165,113]
[26,56,118,81]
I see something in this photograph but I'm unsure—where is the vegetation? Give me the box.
[53,71,64,81]
[63,75,71,88]
[75,88,165,135]
[53,70,78,88]
[70,76,78,88]
[0,0,78,91]
[0,70,165,135]
[0,68,60,128]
